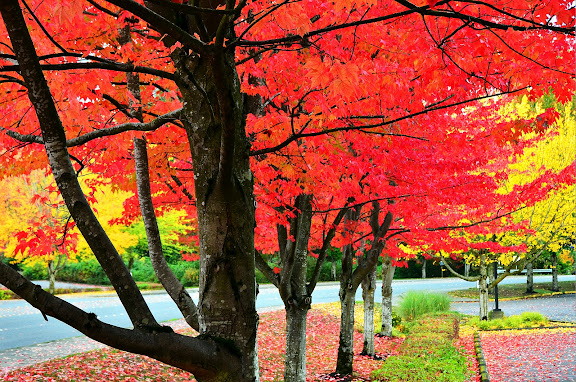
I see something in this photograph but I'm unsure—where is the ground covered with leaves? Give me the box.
[480,327,576,382]
[2,303,481,381]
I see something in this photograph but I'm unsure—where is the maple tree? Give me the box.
[0,170,78,294]
[437,96,575,319]
[0,0,573,381]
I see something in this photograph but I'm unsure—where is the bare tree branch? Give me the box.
[134,137,199,330]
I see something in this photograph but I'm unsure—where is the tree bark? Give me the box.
[421,257,427,279]
[336,288,356,375]
[177,46,260,380]
[255,197,348,382]
[335,204,393,375]
[551,253,559,292]
[478,256,489,321]
[48,260,56,295]
[285,306,309,382]
[380,256,396,336]
[134,138,199,330]
[526,261,534,293]
[361,266,376,356]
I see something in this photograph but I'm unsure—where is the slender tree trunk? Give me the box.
[285,306,309,382]
[551,253,559,292]
[464,260,470,278]
[526,261,534,293]
[278,194,313,382]
[478,258,489,321]
[361,267,376,356]
[421,258,426,279]
[48,260,56,295]
[380,257,396,336]
[331,260,337,281]
[336,289,356,375]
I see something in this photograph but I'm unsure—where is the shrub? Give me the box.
[467,311,549,330]
[20,262,48,280]
[181,267,199,287]
[398,291,451,321]
[58,258,110,285]
[130,258,158,283]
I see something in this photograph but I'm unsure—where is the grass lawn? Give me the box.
[448,280,575,300]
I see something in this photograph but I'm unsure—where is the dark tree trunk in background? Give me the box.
[526,261,534,293]
[421,257,427,278]
[551,253,559,292]
[335,203,392,375]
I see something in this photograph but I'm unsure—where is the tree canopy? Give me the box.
[0,0,573,380]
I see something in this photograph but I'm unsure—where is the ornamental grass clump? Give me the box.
[398,290,452,321]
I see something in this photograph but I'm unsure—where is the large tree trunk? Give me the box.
[526,261,534,293]
[336,288,356,375]
[178,48,259,380]
[478,258,489,321]
[361,267,377,356]
[380,256,396,336]
[285,306,309,382]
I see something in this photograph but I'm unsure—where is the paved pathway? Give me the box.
[451,294,576,322]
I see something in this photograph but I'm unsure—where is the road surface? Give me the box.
[0,275,573,352]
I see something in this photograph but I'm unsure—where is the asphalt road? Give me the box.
[0,275,574,352]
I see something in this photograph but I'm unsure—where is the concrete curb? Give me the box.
[474,332,490,382]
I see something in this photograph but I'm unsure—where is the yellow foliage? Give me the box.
[75,181,138,258]
[502,97,575,253]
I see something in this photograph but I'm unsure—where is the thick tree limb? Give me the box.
[0,61,175,81]
[0,263,239,379]
[1,109,182,146]
[0,0,159,330]
[134,138,199,331]
[102,0,207,53]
